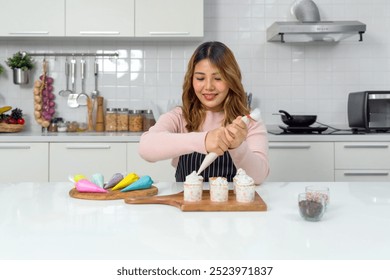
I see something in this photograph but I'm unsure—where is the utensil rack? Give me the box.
[21,51,119,58]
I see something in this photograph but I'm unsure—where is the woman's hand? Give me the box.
[225,116,248,149]
[205,127,231,155]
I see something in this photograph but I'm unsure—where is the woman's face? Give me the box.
[193,59,229,111]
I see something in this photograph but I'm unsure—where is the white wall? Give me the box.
[0,0,389,131]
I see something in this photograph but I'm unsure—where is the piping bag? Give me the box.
[196,108,262,176]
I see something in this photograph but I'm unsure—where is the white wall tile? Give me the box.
[0,0,388,127]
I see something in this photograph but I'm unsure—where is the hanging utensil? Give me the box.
[67,58,79,108]
[87,59,99,131]
[58,59,72,97]
[246,92,252,109]
[196,108,262,176]
[91,59,100,99]
[76,58,88,106]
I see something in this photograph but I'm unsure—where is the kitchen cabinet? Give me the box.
[266,142,334,182]
[335,142,390,181]
[0,143,49,182]
[0,0,203,38]
[127,143,176,182]
[49,143,127,182]
[135,0,203,37]
[0,0,64,36]
[66,0,135,37]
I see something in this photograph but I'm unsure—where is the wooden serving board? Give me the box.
[124,190,267,212]
[69,186,158,200]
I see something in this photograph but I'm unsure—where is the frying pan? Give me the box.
[278,110,317,127]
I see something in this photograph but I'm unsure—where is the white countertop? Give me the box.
[0,131,143,142]
[2,130,390,142]
[3,121,390,142]
[1,181,389,260]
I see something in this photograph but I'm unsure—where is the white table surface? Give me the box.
[1,181,389,260]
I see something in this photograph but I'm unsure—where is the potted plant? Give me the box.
[5,51,34,84]
[0,64,4,75]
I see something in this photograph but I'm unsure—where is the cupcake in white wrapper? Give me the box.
[233,168,247,194]
[235,174,255,203]
[210,177,229,202]
[183,171,203,202]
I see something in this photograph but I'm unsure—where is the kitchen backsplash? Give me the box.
[1,0,389,131]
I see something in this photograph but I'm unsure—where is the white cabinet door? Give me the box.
[0,0,64,36]
[49,143,127,182]
[266,142,334,182]
[0,143,48,182]
[335,170,390,182]
[335,142,390,169]
[135,0,203,37]
[66,0,135,37]
[127,143,176,182]
[335,142,390,181]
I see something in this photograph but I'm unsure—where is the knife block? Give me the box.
[95,96,105,132]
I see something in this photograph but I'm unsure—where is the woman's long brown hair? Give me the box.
[181,41,249,132]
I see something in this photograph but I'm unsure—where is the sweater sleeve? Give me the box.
[228,120,269,185]
[138,108,208,162]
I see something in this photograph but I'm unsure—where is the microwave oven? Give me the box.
[348,91,390,131]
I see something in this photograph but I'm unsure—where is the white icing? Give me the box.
[236,174,254,185]
[235,168,247,176]
[185,171,203,184]
[212,177,228,186]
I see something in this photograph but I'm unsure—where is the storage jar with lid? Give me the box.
[143,109,156,131]
[105,108,117,132]
[117,108,129,132]
[128,110,143,132]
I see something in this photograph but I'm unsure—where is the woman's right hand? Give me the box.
[205,127,230,156]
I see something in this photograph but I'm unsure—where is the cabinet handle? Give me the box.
[344,171,389,176]
[269,144,311,149]
[9,31,49,35]
[148,32,190,36]
[0,145,31,149]
[79,31,120,35]
[343,144,389,149]
[65,145,111,150]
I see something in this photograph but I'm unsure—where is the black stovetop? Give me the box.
[267,125,389,135]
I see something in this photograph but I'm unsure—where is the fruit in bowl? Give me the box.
[0,107,25,132]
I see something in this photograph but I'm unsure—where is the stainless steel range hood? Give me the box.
[266,0,366,43]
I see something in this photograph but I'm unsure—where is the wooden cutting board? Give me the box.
[125,190,267,211]
[69,186,158,200]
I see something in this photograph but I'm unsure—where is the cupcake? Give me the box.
[235,173,255,203]
[210,177,229,202]
[183,171,203,202]
[233,168,247,194]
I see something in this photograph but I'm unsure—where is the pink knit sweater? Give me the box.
[138,107,269,184]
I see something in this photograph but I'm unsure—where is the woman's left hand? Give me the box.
[225,116,248,149]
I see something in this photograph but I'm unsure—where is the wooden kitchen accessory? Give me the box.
[125,190,267,212]
[69,185,158,200]
[95,96,104,132]
[87,96,94,131]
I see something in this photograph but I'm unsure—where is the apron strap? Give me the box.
[175,151,237,182]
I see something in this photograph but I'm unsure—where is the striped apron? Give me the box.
[175,151,237,182]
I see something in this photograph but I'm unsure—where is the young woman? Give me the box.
[139,41,269,184]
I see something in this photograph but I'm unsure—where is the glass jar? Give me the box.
[105,108,117,132]
[67,121,79,132]
[48,118,59,132]
[128,110,143,132]
[143,109,156,131]
[117,108,129,132]
[57,119,67,132]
